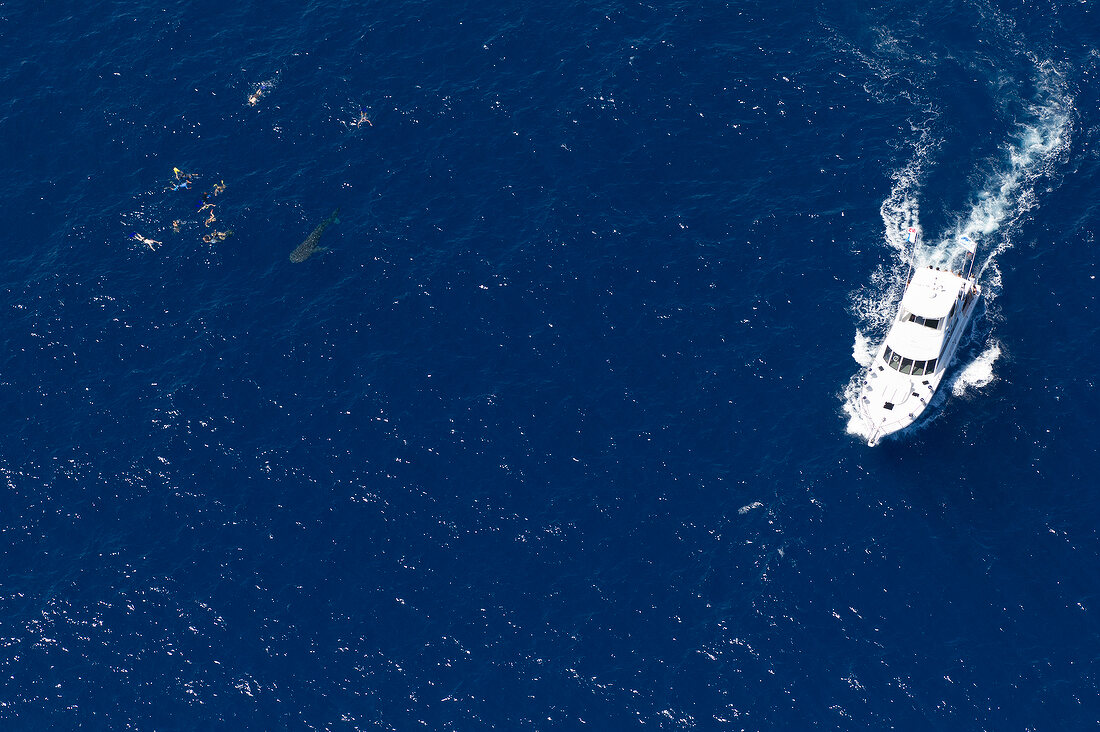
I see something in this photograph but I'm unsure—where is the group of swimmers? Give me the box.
[133,169,233,250]
[133,83,369,252]
[196,177,232,242]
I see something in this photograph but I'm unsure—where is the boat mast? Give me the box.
[904,227,917,284]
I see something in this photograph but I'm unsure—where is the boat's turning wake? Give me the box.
[931,63,1073,277]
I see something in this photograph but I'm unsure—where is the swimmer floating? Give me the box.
[168,167,195,191]
[131,232,161,251]
[203,230,233,244]
[248,82,272,107]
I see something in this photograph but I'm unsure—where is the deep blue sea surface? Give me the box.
[2,0,1100,728]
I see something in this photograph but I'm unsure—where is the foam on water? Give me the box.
[951,342,1002,396]
[851,330,874,369]
[930,60,1073,278]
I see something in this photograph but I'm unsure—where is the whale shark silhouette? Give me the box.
[289,208,340,263]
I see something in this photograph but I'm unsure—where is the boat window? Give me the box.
[905,312,942,330]
[882,348,930,374]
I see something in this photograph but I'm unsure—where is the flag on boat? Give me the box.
[960,235,977,279]
[906,227,917,244]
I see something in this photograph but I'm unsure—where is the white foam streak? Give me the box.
[851,331,874,369]
[952,343,1002,396]
[843,335,875,441]
[934,65,1072,274]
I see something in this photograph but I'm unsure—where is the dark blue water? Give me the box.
[2,0,1099,728]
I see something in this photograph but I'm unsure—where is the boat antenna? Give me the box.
[904,227,917,283]
[960,235,977,280]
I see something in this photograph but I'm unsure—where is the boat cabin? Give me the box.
[879,267,969,377]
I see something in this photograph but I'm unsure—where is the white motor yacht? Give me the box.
[860,231,981,446]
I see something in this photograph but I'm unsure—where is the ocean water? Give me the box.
[2,0,1099,728]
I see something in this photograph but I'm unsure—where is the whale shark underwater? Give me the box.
[289,208,340,263]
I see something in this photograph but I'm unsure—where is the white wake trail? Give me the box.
[930,60,1073,280]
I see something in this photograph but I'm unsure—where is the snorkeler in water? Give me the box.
[165,167,195,191]
[202,230,233,243]
[342,109,373,130]
[205,209,217,227]
[169,167,197,189]
[248,83,271,107]
[131,233,161,250]
[198,201,215,213]
[213,180,226,196]
[171,220,181,233]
